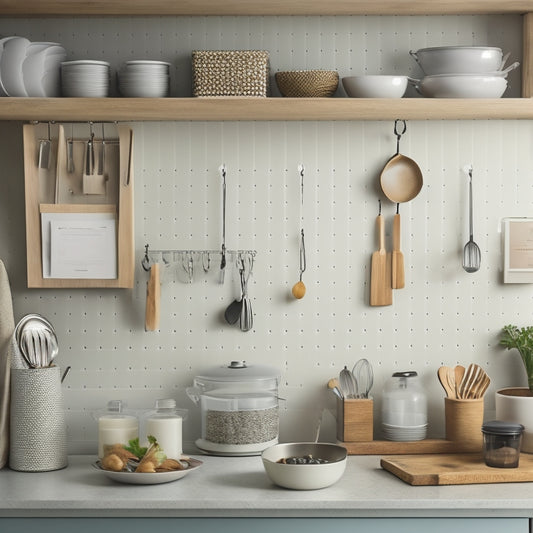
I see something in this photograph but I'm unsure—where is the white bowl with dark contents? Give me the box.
[261,442,347,490]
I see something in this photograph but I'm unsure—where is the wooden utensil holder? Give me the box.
[336,397,373,442]
[444,397,484,452]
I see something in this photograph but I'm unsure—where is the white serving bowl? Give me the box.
[1,36,31,96]
[409,74,508,98]
[409,46,505,75]
[342,75,408,98]
[261,442,347,490]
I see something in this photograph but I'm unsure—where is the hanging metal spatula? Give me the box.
[462,165,481,273]
[38,122,52,169]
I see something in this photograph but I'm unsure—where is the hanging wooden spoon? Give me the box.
[380,120,423,289]
[145,263,160,331]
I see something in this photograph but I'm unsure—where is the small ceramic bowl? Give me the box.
[342,75,408,98]
[261,442,347,490]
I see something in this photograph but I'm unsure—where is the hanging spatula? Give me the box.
[370,200,392,306]
[38,122,52,170]
[145,263,161,331]
[391,203,405,289]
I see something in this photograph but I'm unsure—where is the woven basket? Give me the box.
[275,70,339,97]
[9,367,68,472]
[192,50,270,97]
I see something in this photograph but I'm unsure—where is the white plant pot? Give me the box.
[495,387,533,453]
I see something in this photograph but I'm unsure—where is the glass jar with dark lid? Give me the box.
[481,420,524,468]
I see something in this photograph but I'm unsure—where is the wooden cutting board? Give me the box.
[381,453,533,485]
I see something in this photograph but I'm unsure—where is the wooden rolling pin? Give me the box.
[145,263,160,331]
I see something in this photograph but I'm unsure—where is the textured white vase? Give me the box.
[495,387,533,453]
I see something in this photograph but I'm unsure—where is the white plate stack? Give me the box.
[0,36,67,97]
[118,60,170,97]
[61,60,110,97]
[382,422,428,442]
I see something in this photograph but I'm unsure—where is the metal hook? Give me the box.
[299,228,306,281]
[141,244,151,271]
[182,252,194,283]
[202,251,210,273]
[394,119,407,154]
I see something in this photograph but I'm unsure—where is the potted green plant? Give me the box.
[497,325,533,452]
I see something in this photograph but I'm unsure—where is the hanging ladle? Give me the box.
[379,120,423,289]
[292,164,307,299]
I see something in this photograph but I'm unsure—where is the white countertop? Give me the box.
[0,455,532,518]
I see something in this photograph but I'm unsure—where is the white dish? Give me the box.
[1,36,30,96]
[92,457,203,485]
[409,46,504,75]
[23,44,66,97]
[409,74,508,98]
[342,75,407,98]
[262,442,347,490]
[0,36,18,96]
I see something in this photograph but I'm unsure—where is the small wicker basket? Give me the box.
[192,50,270,97]
[275,70,339,97]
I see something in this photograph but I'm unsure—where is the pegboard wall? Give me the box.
[0,14,531,453]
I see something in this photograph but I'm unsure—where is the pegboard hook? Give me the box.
[394,119,407,154]
[141,244,151,271]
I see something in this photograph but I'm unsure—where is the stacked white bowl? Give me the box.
[408,46,519,98]
[61,60,110,97]
[117,60,170,97]
[0,36,67,97]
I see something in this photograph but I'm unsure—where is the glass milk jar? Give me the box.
[187,361,280,456]
[93,400,138,458]
[141,399,187,459]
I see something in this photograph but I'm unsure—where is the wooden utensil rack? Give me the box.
[23,122,134,288]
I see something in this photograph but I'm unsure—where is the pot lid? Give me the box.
[194,361,280,382]
[482,420,524,436]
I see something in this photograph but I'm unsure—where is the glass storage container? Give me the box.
[381,371,428,441]
[141,398,187,459]
[93,400,138,458]
[187,360,280,455]
[482,420,524,468]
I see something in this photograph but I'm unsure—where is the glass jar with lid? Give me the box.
[381,371,428,441]
[93,400,138,458]
[141,399,187,459]
[186,360,280,455]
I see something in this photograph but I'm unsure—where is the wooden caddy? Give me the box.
[337,397,483,455]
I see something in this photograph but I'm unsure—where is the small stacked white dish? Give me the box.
[408,46,519,98]
[61,60,110,97]
[382,423,428,442]
[117,60,171,97]
[0,36,66,97]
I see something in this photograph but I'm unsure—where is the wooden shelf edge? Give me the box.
[4,97,533,122]
[339,439,480,455]
[1,0,533,16]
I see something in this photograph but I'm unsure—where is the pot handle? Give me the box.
[407,77,423,96]
[409,50,419,63]
[186,386,202,406]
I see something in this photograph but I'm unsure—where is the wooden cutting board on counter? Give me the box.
[381,453,533,486]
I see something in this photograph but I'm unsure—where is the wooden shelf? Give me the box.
[1,0,532,16]
[340,439,478,455]
[4,97,533,122]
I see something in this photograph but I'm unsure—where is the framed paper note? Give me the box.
[503,217,533,283]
